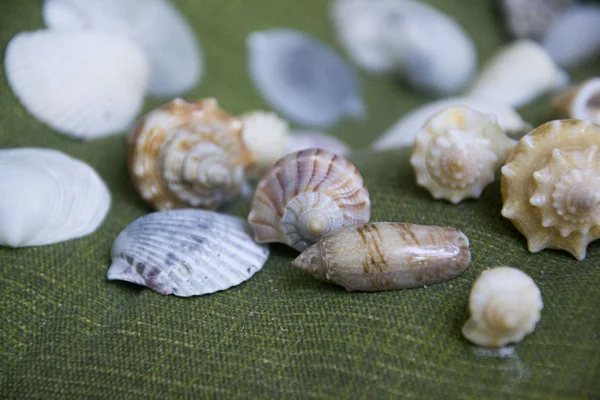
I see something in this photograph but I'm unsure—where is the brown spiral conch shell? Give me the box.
[293,222,471,292]
[501,119,600,260]
[248,148,370,251]
[552,78,600,126]
[128,98,253,210]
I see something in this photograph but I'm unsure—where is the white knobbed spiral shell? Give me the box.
[128,98,253,211]
[462,266,543,348]
[248,148,370,251]
[108,209,270,297]
[410,106,516,204]
[501,119,600,260]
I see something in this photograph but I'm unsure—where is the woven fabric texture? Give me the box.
[1,0,599,398]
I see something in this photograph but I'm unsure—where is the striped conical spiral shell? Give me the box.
[248,148,370,251]
[128,98,253,210]
[501,119,600,260]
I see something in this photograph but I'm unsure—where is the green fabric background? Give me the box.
[1,0,599,398]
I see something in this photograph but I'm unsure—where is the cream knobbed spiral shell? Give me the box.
[410,106,516,204]
[501,119,600,260]
[462,267,543,348]
[128,98,254,211]
[248,148,370,251]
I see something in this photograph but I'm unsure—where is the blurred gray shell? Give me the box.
[499,0,574,40]
[108,209,270,296]
[247,28,364,127]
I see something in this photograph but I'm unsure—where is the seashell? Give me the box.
[240,110,290,177]
[501,119,600,260]
[542,4,600,68]
[4,30,149,140]
[128,98,253,211]
[248,148,370,251]
[43,0,203,96]
[552,78,600,125]
[372,97,530,150]
[107,209,270,297]
[499,0,574,40]
[467,40,569,108]
[286,130,351,157]
[462,266,543,348]
[410,107,516,204]
[0,148,110,247]
[247,28,365,127]
[293,222,471,292]
[330,0,477,94]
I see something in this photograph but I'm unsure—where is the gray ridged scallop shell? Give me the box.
[107,209,270,296]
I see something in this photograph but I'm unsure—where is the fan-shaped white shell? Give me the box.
[108,209,270,297]
[467,40,568,108]
[0,148,111,247]
[372,97,530,150]
[542,5,600,68]
[330,0,477,94]
[287,130,350,156]
[247,28,365,128]
[4,30,149,140]
[43,0,202,96]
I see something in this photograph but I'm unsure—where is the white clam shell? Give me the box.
[542,4,600,68]
[330,0,477,94]
[372,97,530,150]
[247,28,365,127]
[4,30,149,140]
[43,0,202,96]
[108,209,270,297]
[467,40,569,108]
[463,267,543,348]
[287,130,351,157]
[0,148,111,247]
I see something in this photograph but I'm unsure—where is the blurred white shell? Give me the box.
[499,0,574,40]
[287,130,351,156]
[43,0,203,96]
[462,267,543,348]
[542,4,600,68]
[108,209,269,297]
[372,97,530,150]
[4,30,149,140]
[330,0,477,94]
[0,148,110,247]
[248,148,370,251]
[467,40,568,108]
[241,111,290,177]
[128,98,253,211]
[247,28,365,127]
[552,78,600,125]
[501,119,600,260]
[411,107,515,204]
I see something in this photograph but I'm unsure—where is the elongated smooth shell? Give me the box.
[462,266,543,348]
[293,222,471,291]
[108,209,270,297]
[247,28,364,127]
[372,97,530,150]
[43,0,202,96]
[467,40,568,108]
[4,30,149,140]
[552,78,600,125]
[0,148,110,247]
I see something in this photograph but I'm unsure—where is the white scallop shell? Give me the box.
[330,0,477,94]
[462,267,543,348]
[241,111,290,177]
[286,130,351,157]
[247,28,365,127]
[0,148,111,247]
[467,40,568,108]
[4,30,149,140]
[372,97,530,150]
[552,78,600,125]
[499,0,574,40]
[43,0,202,96]
[108,209,270,297]
[542,4,600,68]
